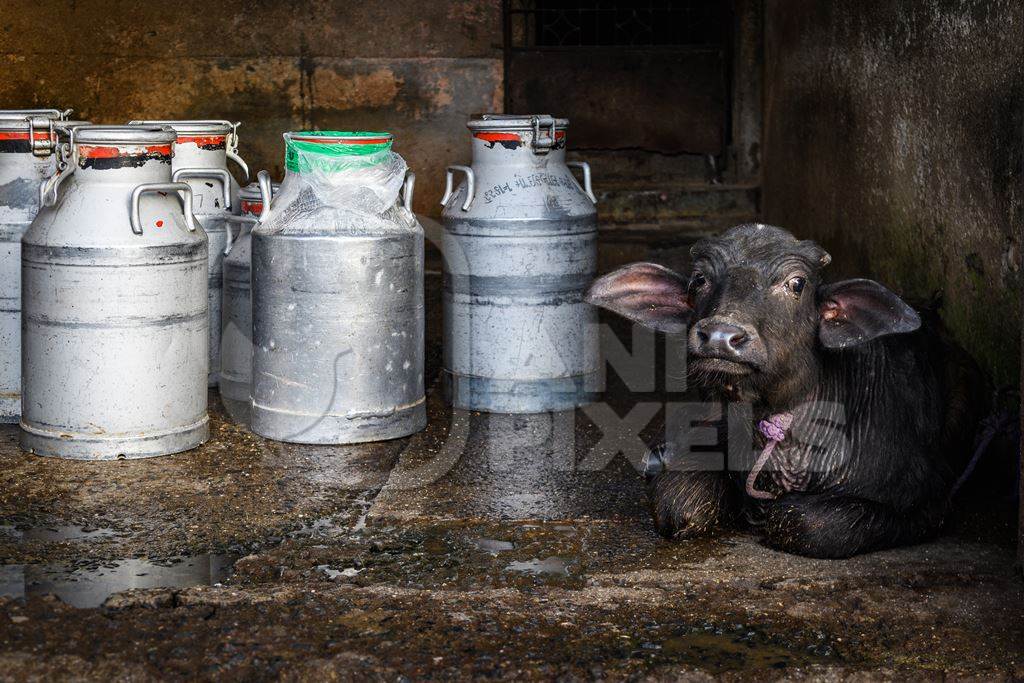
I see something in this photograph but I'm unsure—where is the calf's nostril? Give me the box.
[728,330,749,349]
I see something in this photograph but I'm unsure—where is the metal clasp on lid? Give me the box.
[27,116,56,157]
[38,127,77,207]
[531,115,557,153]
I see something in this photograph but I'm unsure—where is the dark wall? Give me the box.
[0,0,503,216]
[762,0,1023,387]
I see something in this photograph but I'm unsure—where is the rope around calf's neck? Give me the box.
[746,412,794,500]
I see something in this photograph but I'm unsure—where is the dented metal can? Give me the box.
[0,108,78,423]
[20,125,209,459]
[440,114,599,413]
[128,119,249,387]
[251,131,425,444]
[220,172,276,422]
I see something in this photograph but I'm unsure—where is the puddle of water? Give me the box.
[2,524,120,542]
[287,514,355,542]
[317,565,361,580]
[658,630,828,672]
[0,555,233,609]
[505,556,571,576]
[473,538,515,554]
[288,495,377,541]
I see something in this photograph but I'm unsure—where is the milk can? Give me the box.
[440,114,599,413]
[20,125,209,459]
[128,119,249,387]
[251,131,425,444]
[220,171,275,421]
[0,108,76,423]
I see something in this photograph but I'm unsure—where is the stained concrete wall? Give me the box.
[762,0,1023,387]
[0,0,503,216]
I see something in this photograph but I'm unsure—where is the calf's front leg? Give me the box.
[644,443,737,539]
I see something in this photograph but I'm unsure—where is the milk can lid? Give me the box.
[0,108,73,132]
[127,119,236,137]
[54,120,92,132]
[468,114,569,132]
[74,125,177,146]
[287,131,393,146]
[283,131,394,173]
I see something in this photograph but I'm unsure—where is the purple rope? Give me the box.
[746,412,794,500]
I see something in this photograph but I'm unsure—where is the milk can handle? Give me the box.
[130,183,196,236]
[172,168,232,211]
[566,161,597,204]
[440,165,475,212]
[227,150,250,182]
[222,170,273,254]
[401,170,416,212]
[256,169,273,222]
[226,214,255,253]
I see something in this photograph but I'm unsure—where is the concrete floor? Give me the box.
[0,229,1021,680]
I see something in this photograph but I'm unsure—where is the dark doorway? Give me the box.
[503,0,732,155]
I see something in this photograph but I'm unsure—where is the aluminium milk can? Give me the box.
[220,171,276,421]
[251,131,425,444]
[21,125,209,459]
[129,119,249,387]
[440,114,599,413]
[0,108,75,423]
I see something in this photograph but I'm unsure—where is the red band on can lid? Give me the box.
[473,132,522,143]
[0,131,54,141]
[78,144,173,159]
[177,134,227,147]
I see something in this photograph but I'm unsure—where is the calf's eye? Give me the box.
[690,272,707,288]
[787,276,806,295]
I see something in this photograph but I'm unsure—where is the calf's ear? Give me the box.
[585,262,692,333]
[818,278,920,349]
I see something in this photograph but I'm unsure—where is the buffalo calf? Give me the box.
[587,224,987,559]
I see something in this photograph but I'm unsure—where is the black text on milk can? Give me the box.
[0,108,74,423]
[251,132,425,444]
[440,114,599,413]
[220,171,275,423]
[20,125,209,459]
[129,119,249,387]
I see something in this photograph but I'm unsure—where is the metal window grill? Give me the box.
[505,0,728,49]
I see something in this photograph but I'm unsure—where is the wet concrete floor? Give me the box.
[0,235,1022,679]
